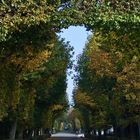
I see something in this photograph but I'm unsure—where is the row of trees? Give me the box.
[71,0,140,139]
[0,1,74,140]
[0,29,73,139]
[0,0,140,139]
[73,30,140,138]
[0,1,78,140]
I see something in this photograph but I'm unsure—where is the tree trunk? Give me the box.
[31,130,35,137]
[18,127,23,140]
[9,119,17,140]
[113,125,119,137]
[34,128,39,136]
[129,124,135,139]
[138,123,140,137]
[98,130,101,136]
[40,128,44,135]
[120,127,125,138]
[104,129,107,136]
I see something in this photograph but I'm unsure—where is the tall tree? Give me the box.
[74,31,140,138]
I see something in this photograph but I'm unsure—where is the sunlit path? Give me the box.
[51,132,78,137]
[48,132,89,140]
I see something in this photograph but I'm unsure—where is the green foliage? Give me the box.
[1,0,140,42]
[68,108,84,130]
[24,37,73,129]
[74,0,140,31]
[74,30,140,131]
[0,28,72,139]
[0,0,59,41]
[0,0,140,139]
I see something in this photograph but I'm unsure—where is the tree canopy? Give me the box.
[0,0,140,139]
[73,30,140,137]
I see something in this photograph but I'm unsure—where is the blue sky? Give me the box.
[59,26,91,105]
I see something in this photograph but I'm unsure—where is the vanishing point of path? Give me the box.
[47,132,89,140]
